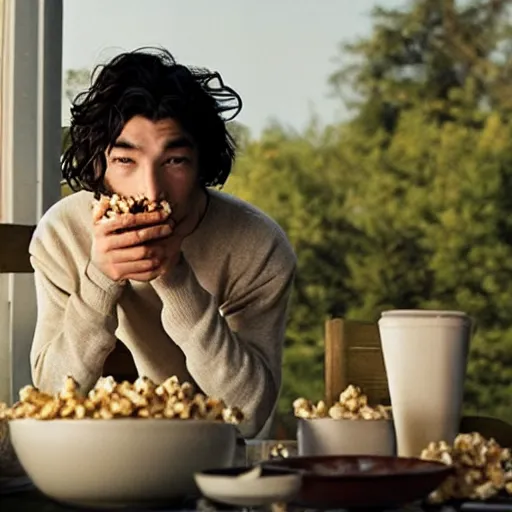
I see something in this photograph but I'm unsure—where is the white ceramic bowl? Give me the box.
[9,419,237,508]
[297,417,396,457]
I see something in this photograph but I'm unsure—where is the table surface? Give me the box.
[2,488,511,512]
[2,440,510,512]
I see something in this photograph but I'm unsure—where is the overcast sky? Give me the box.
[62,0,406,134]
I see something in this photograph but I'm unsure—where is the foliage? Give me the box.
[64,68,92,104]
[329,0,512,129]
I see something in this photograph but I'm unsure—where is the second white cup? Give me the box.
[378,310,471,457]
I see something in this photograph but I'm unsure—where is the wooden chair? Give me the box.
[325,318,389,407]
[0,223,36,273]
[324,317,512,448]
[0,222,137,382]
[103,341,137,382]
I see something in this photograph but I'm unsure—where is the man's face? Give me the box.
[104,116,202,227]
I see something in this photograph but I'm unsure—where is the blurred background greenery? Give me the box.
[61,0,512,435]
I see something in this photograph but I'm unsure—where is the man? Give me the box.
[29,48,296,438]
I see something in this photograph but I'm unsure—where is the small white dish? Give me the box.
[194,466,302,507]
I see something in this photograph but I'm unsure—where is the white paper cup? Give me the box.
[378,310,471,457]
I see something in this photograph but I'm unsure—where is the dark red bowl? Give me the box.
[264,455,452,509]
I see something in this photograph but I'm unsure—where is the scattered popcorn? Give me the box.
[421,432,512,503]
[269,443,290,459]
[293,385,391,420]
[0,375,244,425]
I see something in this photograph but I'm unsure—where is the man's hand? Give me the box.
[91,211,173,282]
[155,233,184,279]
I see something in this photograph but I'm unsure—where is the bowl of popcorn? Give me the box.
[0,375,243,509]
[293,385,395,457]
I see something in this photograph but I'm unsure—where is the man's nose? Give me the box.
[143,166,162,201]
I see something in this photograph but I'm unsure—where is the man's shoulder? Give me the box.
[37,190,93,228]
[210,190,287,238]
[31,190,94,253]
[208,190,297,266]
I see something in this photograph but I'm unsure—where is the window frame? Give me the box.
[0,0,63,403]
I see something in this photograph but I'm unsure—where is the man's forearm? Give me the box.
[31,261,123,393]
[151,259,280,437]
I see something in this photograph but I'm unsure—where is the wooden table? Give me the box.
[1,489,214,511]
[2,440,510,511]
[2,488,511,512]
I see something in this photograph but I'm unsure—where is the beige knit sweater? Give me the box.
[28,189,296,438]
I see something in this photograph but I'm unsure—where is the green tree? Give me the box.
[329,0,512,132]
[327,0,512,421]
[227,121,251,152]
[61,68,90,196]
[64,68,92,104]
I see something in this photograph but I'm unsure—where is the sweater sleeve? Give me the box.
[29,226,124,394]
[151,241,296,438]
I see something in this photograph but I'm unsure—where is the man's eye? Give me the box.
[164,157,188,166]
[112,157,134,165]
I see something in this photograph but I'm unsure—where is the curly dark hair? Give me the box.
[62,47,242,194]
